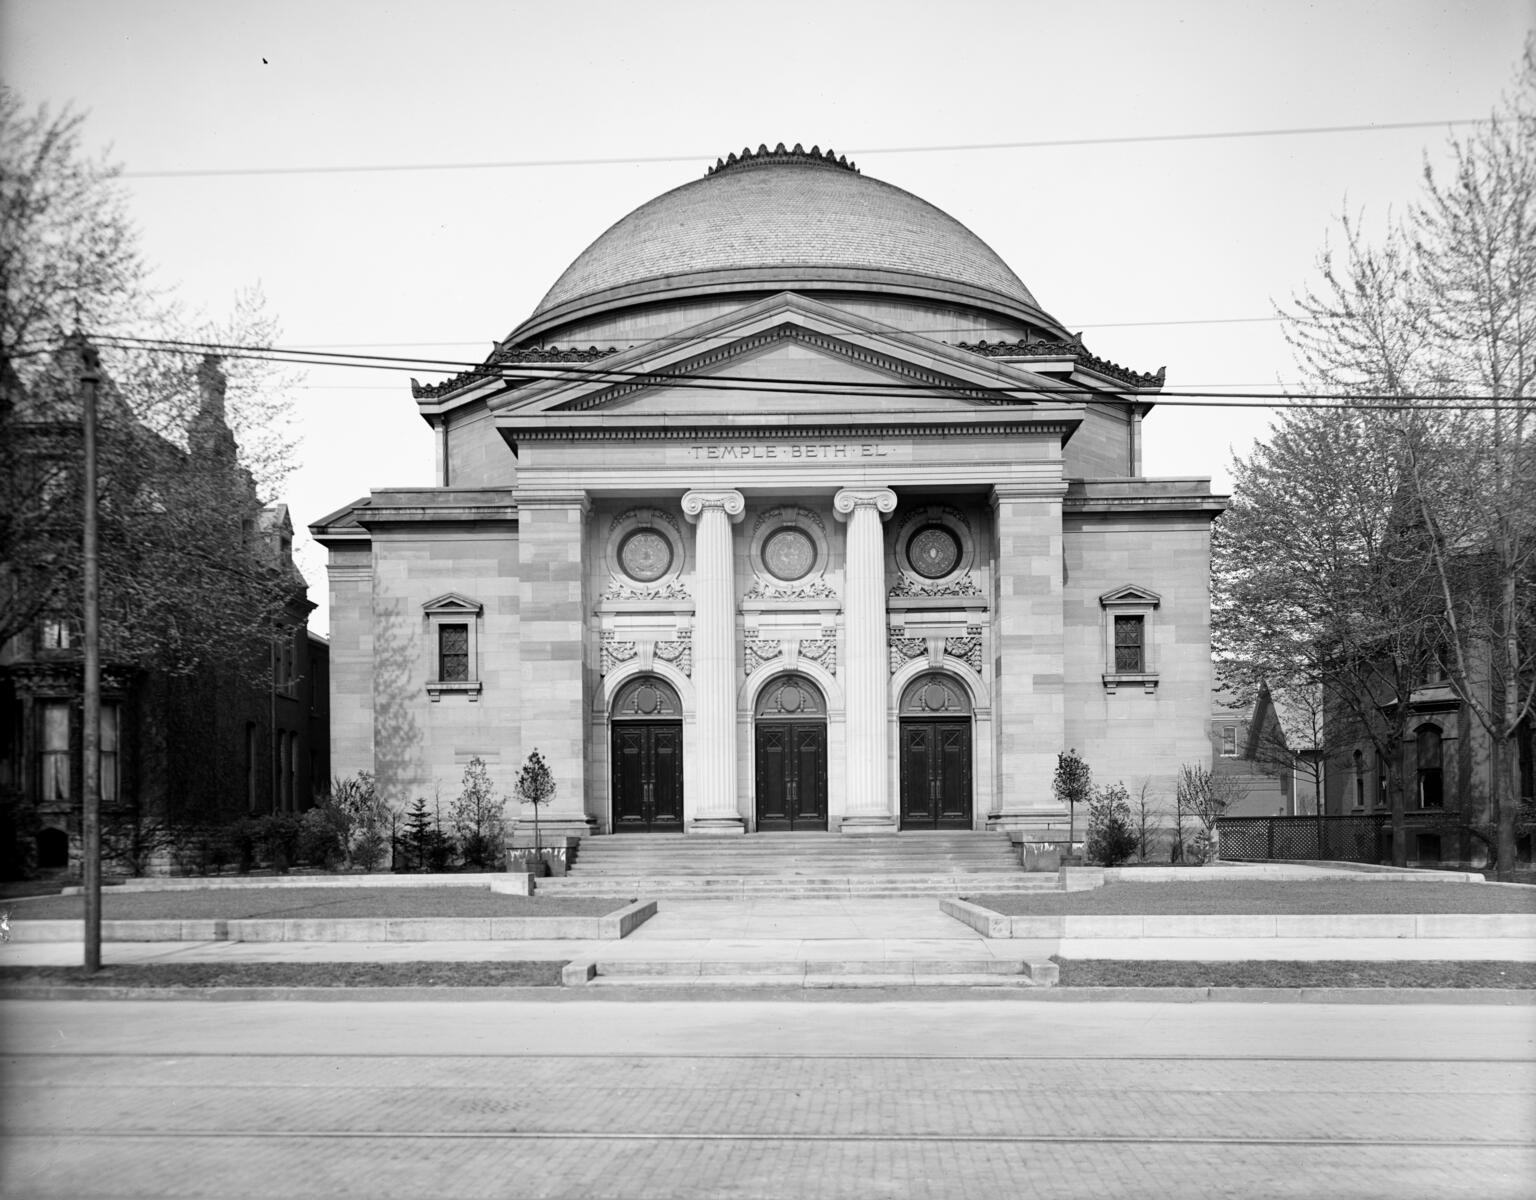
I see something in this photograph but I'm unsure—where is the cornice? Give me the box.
[954,337,1166,391]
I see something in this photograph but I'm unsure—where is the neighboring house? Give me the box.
[1210,685,1308,817]
[0,348,326,878]
[312,143,1227,844]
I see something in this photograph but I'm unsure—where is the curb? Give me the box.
[3,984,1532,1004]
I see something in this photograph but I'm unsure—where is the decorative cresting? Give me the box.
[952,337,1167,390]
[747,505,836,600]
[681,489,746,832]
[900,672,973,717]
[707,142,858,177]
[834,486,898,831]
[755,673,828,718]
[889,505,984,598]
[411,344,621,401]
[612,675,683,719]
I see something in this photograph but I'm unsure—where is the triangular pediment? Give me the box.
[1099,584,1162,608]
[489,293,1079,435]
[422,591,483,615]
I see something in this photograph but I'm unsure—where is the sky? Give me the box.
[3,0,1532,632]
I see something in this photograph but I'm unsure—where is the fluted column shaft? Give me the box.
[682,489,745,833]
[834,487,897,832]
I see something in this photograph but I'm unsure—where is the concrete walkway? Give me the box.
[4,896,1532,979]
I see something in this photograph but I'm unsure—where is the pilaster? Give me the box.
[515,490,596,839]
[989,481,1069,831]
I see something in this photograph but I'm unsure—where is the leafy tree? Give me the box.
[1085,782,1138,867]
[1,88,301,661]
[325,771,390,871]
[451,757,506,870]
[1053,749,1092,855]
[514,749,557,858]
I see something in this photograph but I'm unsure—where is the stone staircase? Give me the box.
[537,830,1058,899]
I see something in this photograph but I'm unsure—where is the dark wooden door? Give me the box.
[611,722,684,832]
[755,721,827,831]
[900,719,972,829]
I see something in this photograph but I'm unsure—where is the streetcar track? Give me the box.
[4,1129,1533,1148]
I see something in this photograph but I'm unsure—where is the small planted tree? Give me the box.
[451,757,507,870]
[1085,782,1139,866]
[1177,763,1249,865]
[514,749,557,867]
[400,796,434,873]
[1053,749,1093,859]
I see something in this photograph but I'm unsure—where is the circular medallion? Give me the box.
[635,685,659,715]
[762,527,816,582]
[778,685,804,713]
[922,681,951,711]
[908,525,960,579]
[618,528,672,583]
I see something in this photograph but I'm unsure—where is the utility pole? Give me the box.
[77,336,102,973]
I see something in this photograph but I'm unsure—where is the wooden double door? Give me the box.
[611,721,684,832]
[900,718,972,829]
[755,721,828,831]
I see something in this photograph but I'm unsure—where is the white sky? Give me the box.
[3,0,1532,632]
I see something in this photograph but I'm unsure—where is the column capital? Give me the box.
[681,489,745,525]
[832,487,897,523]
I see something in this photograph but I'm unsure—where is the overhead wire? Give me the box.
[84,333,1530,413]
[118,120,1492,180]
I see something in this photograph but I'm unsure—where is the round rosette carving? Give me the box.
[605,506,686,592]
[891,504,976,589]
[747,505,832,596]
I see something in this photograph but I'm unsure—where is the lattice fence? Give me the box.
[1215,815,1391,863]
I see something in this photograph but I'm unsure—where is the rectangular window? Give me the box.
[439,624,470,682]
[1220,726,1237,757]
[99,704,119,805]
[40,618,72,650]
[1113,616,1144,673]
[41,702,70,803]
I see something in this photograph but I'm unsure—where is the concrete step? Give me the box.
[537,877,1059,898]
[584,974,1043,989]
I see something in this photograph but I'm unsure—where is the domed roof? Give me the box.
[517,144,1062,341]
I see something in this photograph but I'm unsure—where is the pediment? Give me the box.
[1099,584,1162,608]
[489,293,1074,432]
[422,591,483,615]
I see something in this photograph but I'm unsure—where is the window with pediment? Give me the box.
[423,592,483,701]
[1099,584,1160,693]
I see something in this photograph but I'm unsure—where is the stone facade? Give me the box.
[314,145,1226,842]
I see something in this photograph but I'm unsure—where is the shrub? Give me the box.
[1085,782,1138,867]
[298,806,346,869]
[319,771,394,871]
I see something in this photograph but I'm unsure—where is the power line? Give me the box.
[119,120,1490,180]
[90,333,1530,412]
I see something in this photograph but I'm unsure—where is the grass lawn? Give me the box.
[965,881,1536,916]
[0,961,563,988]
[3,888,637,921]
[1054,959,1536,989]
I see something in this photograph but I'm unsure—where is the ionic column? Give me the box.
[681,488,745,834]
[834,486,897,833]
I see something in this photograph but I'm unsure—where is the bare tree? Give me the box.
[1177,763,1250,865]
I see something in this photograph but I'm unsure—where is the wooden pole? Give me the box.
[78,337,102,973]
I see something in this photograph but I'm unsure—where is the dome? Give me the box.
[510,144,1066,344]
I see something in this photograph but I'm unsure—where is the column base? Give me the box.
[688,816,746,835]
[840,815,898,836]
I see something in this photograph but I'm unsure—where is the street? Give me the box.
[3,997,1533,1198]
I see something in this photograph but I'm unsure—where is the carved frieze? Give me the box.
[598,633,638,676]
[944,636,983,674]
[888,633,927,674]
[602,579,691,602]
[654,632,692,677]
[744,578,838,602]
[744,636,782,675]
[888,573,984,599]
[799,638,837,676]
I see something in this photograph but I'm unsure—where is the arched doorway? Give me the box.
[610,676,684,832]
[899,673,973,829]
[754,674,828,831]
